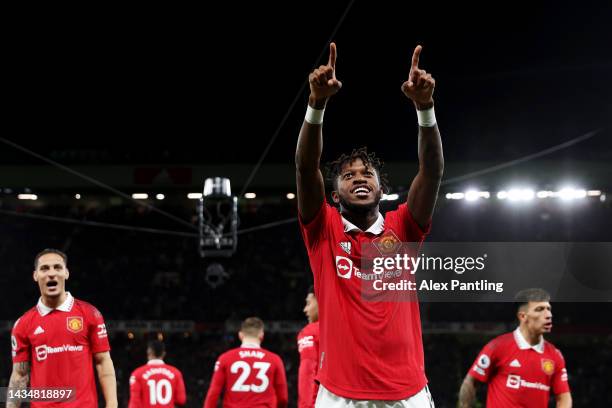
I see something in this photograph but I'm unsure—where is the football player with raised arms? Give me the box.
[296,42,443,407]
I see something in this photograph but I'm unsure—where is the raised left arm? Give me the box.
[94,351,118,408]
[402,45,444,229]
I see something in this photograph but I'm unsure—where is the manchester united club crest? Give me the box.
[67,316,83,333]
[372,229,402,255]
[541,358,555,375]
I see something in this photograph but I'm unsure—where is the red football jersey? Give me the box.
[468,328,570,407]
[297,322,319,408]
[11,293,110,408]
[203,344,288,408]
[299,202,429,400]
[128,359,187,408]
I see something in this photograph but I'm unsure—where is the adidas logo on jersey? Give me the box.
[34,326,45,335]
[509,359,521,368]
[339,241,351,255]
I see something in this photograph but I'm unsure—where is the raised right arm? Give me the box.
[296,42,342,223]
[6,361,30,408]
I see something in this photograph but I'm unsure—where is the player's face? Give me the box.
[33,254,69,298]
[332,158,383,212]
[524,301,553,335]
[303,293,318,323]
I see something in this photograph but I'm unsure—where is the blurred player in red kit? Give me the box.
[203,317,288,408]
[8,248,117,408]
[128,340,186,408]
[296,42,443,407]
[297,286,319,408]
[458,288,572,407]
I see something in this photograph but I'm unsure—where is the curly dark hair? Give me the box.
[324,146,389,193]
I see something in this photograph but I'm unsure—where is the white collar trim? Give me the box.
[148,359,165,365]
[342,212,384,234]
[241,342,261,349]
[513,327,545,354]
[37,292,74,316]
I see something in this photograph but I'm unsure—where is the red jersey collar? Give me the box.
[342,212,384,234]
[513,327,545,354]
[36,292,74,316]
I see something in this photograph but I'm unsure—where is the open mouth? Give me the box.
[351,186,371,197]
[46,281,58,288]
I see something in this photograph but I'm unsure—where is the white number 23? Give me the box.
[230,361,271,393]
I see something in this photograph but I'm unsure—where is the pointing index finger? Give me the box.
[411,45,422,70]
[328,42,337,69]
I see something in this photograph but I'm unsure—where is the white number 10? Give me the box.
[230,361,271,393]
[147,379,172,405]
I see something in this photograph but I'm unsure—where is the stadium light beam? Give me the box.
[504,188,534,202]
[17,194,37,200]
[558,187,586,201]
[446,192,465,200]
[465,190,479,202]
[537,190,553,198]
[464,190,489,202]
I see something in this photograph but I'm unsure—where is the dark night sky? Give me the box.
[3,1,611,166]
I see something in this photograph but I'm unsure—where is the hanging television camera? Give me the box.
[198,177,238,257]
